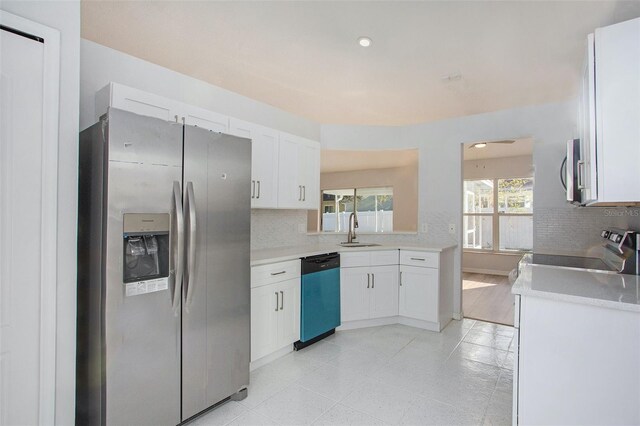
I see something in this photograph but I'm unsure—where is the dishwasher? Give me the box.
[294,252,341,350]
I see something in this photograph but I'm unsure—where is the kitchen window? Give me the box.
[463,178,533,252]
[321,187,393,233]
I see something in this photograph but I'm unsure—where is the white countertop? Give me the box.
[512,258,640,313]
[251,242,456,266]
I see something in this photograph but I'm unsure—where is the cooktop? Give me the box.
[531,253,614,272]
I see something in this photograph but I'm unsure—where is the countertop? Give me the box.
[251,242,457,266]
[512,255,640,313]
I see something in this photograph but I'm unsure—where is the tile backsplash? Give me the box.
[534,206,640,255]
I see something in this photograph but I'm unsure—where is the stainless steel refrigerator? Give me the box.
[76,108,251,425]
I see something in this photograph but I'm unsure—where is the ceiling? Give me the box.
[321,149,418,173]
[463,138,533,160]
[82,1,640,126]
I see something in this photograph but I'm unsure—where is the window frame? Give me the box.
[463,177,533,253]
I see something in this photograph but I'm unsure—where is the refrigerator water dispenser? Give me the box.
[123,213,170,296]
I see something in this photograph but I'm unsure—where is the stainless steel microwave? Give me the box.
[566,138,585,205]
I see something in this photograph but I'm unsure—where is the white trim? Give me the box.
[463,267,510,276]
[249,344,293,371]
[0,12,60,426]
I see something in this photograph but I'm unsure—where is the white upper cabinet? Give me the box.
[96,83,321,210]
[229,118,279,209]
[581,18,640,205]
[96,83,180,122]
[182,103,228,132]
[277,132,320,210]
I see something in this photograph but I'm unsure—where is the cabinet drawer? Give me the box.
[251,260,301,288]
[340,251,371,268]
[399,250,439,268]
[370,250,399,266]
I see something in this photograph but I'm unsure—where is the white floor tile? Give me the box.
[399,395,483,425]
[296,366,364,401]
[257,352,322,384]
[253,384,335,425]
[485,389,513,421]
[240,368,290,409]
[340,379,420,424]
[449,342,509,368]
[463,330,512,352]
[501,352,514,370]
[296,341,349,364]
[483,414,512,426]
[324,347,389,376]
[192,401,247,426]
[495,369,513,395]
[312,403,385,426]
[471,322,514,337]
[226,410,280,426]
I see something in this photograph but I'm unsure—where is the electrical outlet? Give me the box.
[420,223,428,233]
[448,224,456,234]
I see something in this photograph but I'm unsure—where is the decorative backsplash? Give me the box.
[534,206,640,255]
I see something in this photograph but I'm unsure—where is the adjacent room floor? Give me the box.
[463,273,515,326]
[191,320,514,426]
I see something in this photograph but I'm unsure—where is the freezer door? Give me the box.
[103,109,183,426]
[182,126,251,420]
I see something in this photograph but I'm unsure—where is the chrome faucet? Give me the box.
[347,212,359,243]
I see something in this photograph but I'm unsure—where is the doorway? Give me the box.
[461,138,533,326]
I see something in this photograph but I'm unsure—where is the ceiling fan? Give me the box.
[469,140,515,149]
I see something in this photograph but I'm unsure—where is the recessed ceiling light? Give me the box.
[358,37,372,47]
[473,143,487,148]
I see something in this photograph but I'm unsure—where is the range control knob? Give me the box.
[601,230,610,239]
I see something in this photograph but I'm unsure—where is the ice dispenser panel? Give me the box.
[123,213,170,296]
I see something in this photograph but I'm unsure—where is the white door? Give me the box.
[250,285,279,361]
[399,266,439,322]
[0,20,57,426]
[277,278,300,347]
[340,268,370,322]
[369,265,399,318]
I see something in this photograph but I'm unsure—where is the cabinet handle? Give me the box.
[251,180,255,199]
[280,291,284,310]
[174,114,179,123]
[410,257,425,261]
[303,185,306,201]
[257,180,261,199]
[298,185,302,201]
[372,273,375,289]
[577,160,586,190]
[367,273,370,289]
[270,271,286,276]
[400,271,403,286]
[275,292,279,312]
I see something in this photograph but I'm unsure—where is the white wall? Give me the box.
[322,101,577,316]
[0,2,80,425]
[80,40,321,139]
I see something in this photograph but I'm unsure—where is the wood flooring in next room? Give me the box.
[463,273,515,326]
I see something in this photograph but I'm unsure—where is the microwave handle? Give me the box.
[577,160,586,190]
[566,140,575,202]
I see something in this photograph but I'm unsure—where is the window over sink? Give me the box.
[321,187,393,233]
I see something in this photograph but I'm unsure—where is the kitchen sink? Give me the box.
[338,242,381,247]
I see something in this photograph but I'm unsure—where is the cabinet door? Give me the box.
[229,118,280,209]
[369,265,399,319]
[399,265,439,323]
[340,267,370,322]
[278,278,300,347]
[250,284,280,361]
[277,133,302,208]
[182,103,229,132]
[100,83,180,122]
[299,141,320,209]
[580,33,597,203]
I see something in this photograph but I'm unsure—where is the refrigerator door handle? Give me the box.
[171,181,185,313]
[184,181,197,309]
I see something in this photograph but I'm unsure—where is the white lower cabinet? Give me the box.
[340,263,399,322]
[399,265,438,323]
[250,261,300,362]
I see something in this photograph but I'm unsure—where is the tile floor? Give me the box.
[192,319,514,426]
[463,273,515,326]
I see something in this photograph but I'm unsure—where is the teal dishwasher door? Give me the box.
[300,268,341,342]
